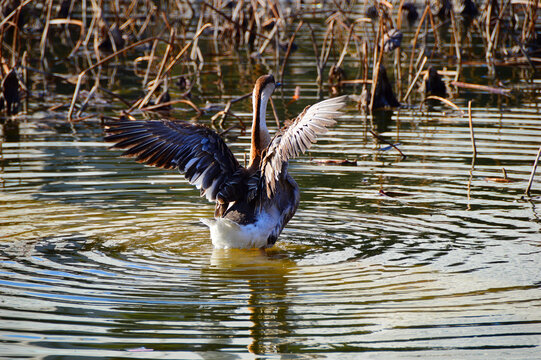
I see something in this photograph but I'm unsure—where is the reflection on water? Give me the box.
[1,105,541,358]
[1,6,541,360]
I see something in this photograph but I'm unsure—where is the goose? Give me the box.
[104,75,347,249]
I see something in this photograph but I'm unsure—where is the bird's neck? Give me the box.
[249,89,271,168]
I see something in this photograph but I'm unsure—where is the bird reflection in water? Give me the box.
[209,248,295,355]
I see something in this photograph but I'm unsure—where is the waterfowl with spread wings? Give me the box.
[104,75,347,249]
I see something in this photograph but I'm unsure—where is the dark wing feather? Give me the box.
[104,119,241,202]
[260,95,347,197]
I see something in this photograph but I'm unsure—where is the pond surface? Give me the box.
[1,2,541,359]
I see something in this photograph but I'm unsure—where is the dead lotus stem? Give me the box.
[202,1,269,41]
[369,18,384,113]
[269,97,280,128]
[257,23,278,56]
[420,95,464,115]
[136,23,211,111]
[525,146,541,196]
[40,0,54,62]
[306,22,322,85]
[450,11,462,67]
[11,7,21,66]
[143,40,158,88]
[211,102,232,126]
[48,19,85,58]
[68,36,165,120]
[451,81,511,95]
[408,5,430,83]
[403,56,427,101]
[320,20,335,75]
[340,79,372,85]
[0,0,34,30]
[397,0,406,28]
[140,99,202,114]
[369,130,406,159]
[136,29,176,111]
[163,23,212,75]
[468,101,477,160]
[427,6,440,50]
[279,20,303,82]
[335,21,358,70]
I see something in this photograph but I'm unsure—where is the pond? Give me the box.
[1,1,540,358]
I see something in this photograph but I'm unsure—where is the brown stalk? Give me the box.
[48,19,85,58]
[140,99,202,114]
[10,7,21,67]
[408,5,430,83]
[369,17,384,113]
[450,81,511,95]
[426,6,440,50]
[143,39,158,88]
[403,55,427,101]
[306,22,322,86]
[270,97,280,128]
[40,0,54,62]
[135,23,211,112]
[212,92,253,127]
[525,146,541,196]
[449,11,462,78]
[68,36,167,120]
[397,0,406,29]
[202,1,270,41]
[320,20,335,76]
[136,29,176,110]
[340,79,372,85]
[0,0,34,29]
[468,101,477,161]
[279,20,304,82]
[420,95,464,115]
[369,130,406,159]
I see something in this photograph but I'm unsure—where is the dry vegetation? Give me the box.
[0,0,539,189]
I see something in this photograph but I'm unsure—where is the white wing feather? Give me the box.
[261,95,347,196]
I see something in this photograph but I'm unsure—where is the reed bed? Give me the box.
[0,0,539,192]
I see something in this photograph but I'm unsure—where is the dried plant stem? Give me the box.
[451,81,511,95]
[369,130,407,159]
[143,39,158,88]
[408,5,430,83]
[306,22,322,87]
[420,95,464,115]
[450,11,462,74]
[269,97,280,128]
[140,99,202,114]
[397,0,406,28]
[468,101,477,161]
[68,36,166,120]
[212,92,251,127]
[525,146,541,197]
[279,20,303,82]
[403,56,427,101]
[136,29,176,110]
[0,0,34,29]
[427,6,440,50]
[40,0,54,62]
[202,1,269,41]
[369,18,384,113]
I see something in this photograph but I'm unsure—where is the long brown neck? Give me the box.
[249,89,271,168]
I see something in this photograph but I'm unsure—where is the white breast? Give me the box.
[201,208,280,249]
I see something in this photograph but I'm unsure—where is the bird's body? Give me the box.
[105,75,346,248]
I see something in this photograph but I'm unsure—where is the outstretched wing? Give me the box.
[261,95,347,197]
[104,118,241,202]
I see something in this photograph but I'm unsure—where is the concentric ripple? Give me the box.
[1,15,541,360]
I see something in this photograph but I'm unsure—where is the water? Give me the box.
[1,2,541,359]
